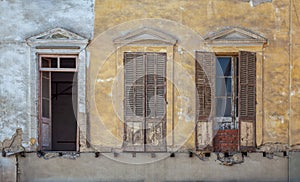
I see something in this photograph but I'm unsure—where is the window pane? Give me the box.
[60,58,76,68]
[42,77,49,98]
[51,58,58,68]
[41,58,50,68]
[42,99,50,118]
[216,78,232,96]
[216,98,232,117]
[41,57,58,68]
[216,57,231,76]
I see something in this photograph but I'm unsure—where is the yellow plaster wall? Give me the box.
[291,0,300,148]
[88,0,297,150]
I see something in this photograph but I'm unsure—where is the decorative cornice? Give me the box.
[113,27,178,46]
[204,27,267,47]
[26,27,88,47]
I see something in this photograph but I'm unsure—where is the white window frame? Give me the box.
[26,28,89,151]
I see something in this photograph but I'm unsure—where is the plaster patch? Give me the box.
[1,128,25,156]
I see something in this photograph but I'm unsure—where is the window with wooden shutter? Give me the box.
[123,52,167,152]
[239,51,256,151]
[195,51,256,152]
[195,51,215,150]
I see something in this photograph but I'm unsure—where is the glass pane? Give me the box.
[41,57,58,68]
[216,98,232,117]
[60,58,76,68]
[42,71,49,78]
[42,77,49,98]
[216,78,232,96]
[41,58,50,68]
[51,58,58,68]
[216,57,231,76]
[42,99,50,118]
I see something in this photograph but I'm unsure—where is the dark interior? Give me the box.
[51,72,77,151]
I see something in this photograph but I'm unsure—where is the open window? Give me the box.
[195,27,266,152]
[39,55,78,151]
[27,28,89,152]
[196,51,256,152]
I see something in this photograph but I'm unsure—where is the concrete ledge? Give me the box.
[18,152,288,182]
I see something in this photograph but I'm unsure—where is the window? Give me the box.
[123,52,167,152]
[195,51,256,152]
[39,55,78,151]
[215,56,238,130]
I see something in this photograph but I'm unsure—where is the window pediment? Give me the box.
[26,28,88,48]
[113,27,177,46]
[204,27,267,47]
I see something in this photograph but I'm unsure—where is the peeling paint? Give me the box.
[259,143,289,152]
[1,128,24,156]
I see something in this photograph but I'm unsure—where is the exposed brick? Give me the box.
[213,129,239,152]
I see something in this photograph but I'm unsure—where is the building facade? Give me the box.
[0,0,300,181]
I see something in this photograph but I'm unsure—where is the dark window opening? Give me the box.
[39,55,78,151]
[51,72,77,151]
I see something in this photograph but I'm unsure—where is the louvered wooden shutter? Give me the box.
[195,51,215,150]
[239,51,256,151]
[145,53,166,152]
[123,53,145,151]
[123,52,166,152]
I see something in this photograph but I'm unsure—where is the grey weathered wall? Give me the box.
[0,0,94,41]
[18,153,288,182]
[0,156,16,182]
[0,0,94,146]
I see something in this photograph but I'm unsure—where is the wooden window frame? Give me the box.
[38,54,79,151]
[39,54,78,72]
